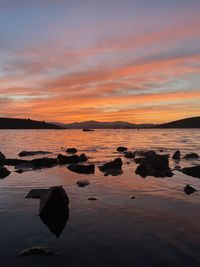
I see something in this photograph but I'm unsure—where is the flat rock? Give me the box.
[76,180,90,187]
[57,154,87,164]
[19,151,52,157]
[184,185,197,195]
[182,165,200,178]
[31,157,57,169]
[68,164,95,174]
[99,158,123,173]
[19,247,58,256]
[25,189,48,199]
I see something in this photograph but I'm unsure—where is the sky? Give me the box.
[0,0,200,123]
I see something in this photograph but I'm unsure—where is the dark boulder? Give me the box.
[39,186,69,216]
[99,158,123,173]
[19,151,52,157]
[183,153,199,159]
[5,158,31,166]
[184,185,197,195]
[182,165,200,178]
[76,180,90,187]
[0,166,11,179]
[57,154,87,164]
[117,146,128,152]
[172,150,181,160]
[68,164,95,174]
[31,158,57,169]
[66,148,77,154]
[135,153,172,178]
[0,152,6,166]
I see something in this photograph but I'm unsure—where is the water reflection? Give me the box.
[40,208,69,238]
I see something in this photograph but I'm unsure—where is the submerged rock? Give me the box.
[18,151,52,157]
[0,152,6,166]
[66,148,77,154]
[172,150,181,160]
[19,247,58,256]
[117,146,128,152]
[181,165,200,178]
[183,153,199,159]
[76,180,90,187]
[39,186,69,216]
[25,189,48,199]
[135,152,173,178]
[88,197,98,200]
[0,166,10,179]
[57,154,87,164]
[99,158,123,173]
[184,185,197,195]
[68,164,95,174]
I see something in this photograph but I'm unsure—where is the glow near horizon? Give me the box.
[0,0,200,123]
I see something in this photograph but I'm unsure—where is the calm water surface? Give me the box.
[0,129,200,267]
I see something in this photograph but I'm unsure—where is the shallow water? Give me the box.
[0,129,200,267]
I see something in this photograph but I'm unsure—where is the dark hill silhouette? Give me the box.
[153,116,200,128]
[0,118,64,129]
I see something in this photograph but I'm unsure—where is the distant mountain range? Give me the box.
[51,120,154,129]
[0,116,199,129]
[0,117,63,129]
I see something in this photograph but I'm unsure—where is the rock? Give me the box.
[135,150,157,158]
[181,165,200,178]
[76,180,90,187]
[25,189,48,199]
[39,186,69,216]
[88,197,98,200]
[68,164,95,174]
[0,166,10,179]
[19,247,58,256]
[19,151,52,157]
[117,146,128,152]
[172,150,181,160]
[130,195,136,199]
[57,154,87,164]
[40,208,69,238]
[66,148,77,154]
[183,153,199,159]
[31,158,57,169]
[184,185,197,195]
[135,153,172,178]
[0,152,6,166]
[5,158,31,166]
[124,151,136,158]
[83,129,94,131]
[99,158,123,173]
[15,169,26,174]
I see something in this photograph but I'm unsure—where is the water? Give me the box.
[0,129,200,267]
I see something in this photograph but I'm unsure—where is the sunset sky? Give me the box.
[0,0,200,123]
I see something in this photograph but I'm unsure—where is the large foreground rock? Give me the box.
[19,151,52,157]
[182,165,200,178]
[57,154,87,164]
[39,186,69,216]
[67,164,95,174]
[0,166,10,179]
